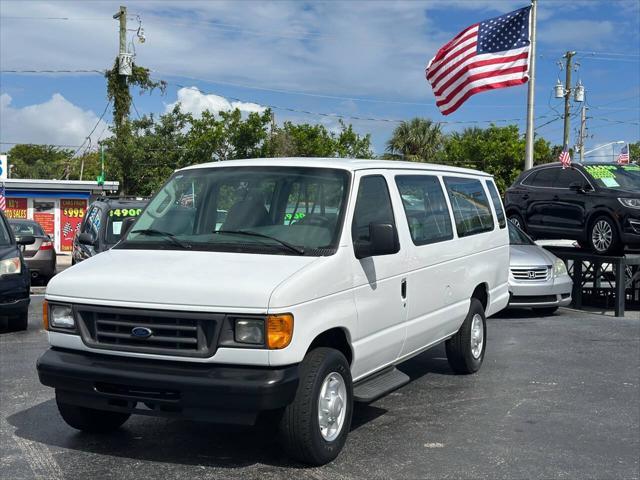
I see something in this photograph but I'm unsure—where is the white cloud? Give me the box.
[0,93,109,148]
[166,87,266,117]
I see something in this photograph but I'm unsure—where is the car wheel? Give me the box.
[589,216,621,255]
[446,298,486,374]
[8,309,28,331]
[56,391,130,433]
[508,213,526,231]
[533,306,558,316]
[278,347,353,466]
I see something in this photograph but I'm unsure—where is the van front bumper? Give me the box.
[37,348,299,425]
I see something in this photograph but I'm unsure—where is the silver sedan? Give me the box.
[508,222,572,315]
[10,219,57,280]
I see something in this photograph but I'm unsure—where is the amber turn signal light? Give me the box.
[266,314,294,349]
[42,300,49,331]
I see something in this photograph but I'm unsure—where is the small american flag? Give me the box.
[617,144,630,165]
[559,148,571,169]
[426,6,532,115]
[0,184,5,211]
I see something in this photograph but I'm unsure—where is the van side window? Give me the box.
[395,175,453,245]
[485,180,506,229]
[444,177,494,237]
[352,175,396,245]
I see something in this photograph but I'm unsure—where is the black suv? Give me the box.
[72,197,148,264]
[505,162,640,255]
[0,209,34,331]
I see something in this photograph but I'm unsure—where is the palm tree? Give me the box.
[385,118,444,162]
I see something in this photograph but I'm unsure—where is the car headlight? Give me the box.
[618,198,640,209]
[0,257,21,276]
[235,319,265,345]
[553,259,568,278]
[50,304,75,329]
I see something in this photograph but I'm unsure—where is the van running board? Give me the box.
[353,367,410,403]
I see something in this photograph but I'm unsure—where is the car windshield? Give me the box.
[0,217,12,246]
[10,221,44,236]
[119,166,350,255]
[582,164,640,191]
[106,206,145,244]
[508,221,534,246]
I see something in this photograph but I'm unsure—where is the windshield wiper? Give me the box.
[130,229,191,249]
[212,230,305,255]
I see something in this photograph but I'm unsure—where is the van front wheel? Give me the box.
[445,299,486,374]
[278,347,353,466]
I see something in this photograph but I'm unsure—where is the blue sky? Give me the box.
[1,0,638,161]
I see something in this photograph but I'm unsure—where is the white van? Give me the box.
[38,158,509,465]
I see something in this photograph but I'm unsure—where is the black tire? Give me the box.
[533,306,558,316]
[278,347,353,466]
[508,213,526,232]
[445,298,486,374]
[588,215,621,255]
[8,309,28,331]
[56,392,130,433]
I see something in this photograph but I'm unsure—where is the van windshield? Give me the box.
[118,166,350,255]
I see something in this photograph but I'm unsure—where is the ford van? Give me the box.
[37,158,509,465]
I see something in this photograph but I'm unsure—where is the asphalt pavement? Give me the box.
[1,298,638,480]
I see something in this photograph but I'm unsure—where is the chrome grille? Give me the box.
[510,266,550,281]
[75,306,223,358]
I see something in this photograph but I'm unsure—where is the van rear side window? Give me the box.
[395,175,453,246]
[485,180,506,228]
[444,177,494,237]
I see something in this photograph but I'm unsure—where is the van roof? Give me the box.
[178,157,493,177]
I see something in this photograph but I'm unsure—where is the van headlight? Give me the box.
[553,259,567,278]
[235,319,265,345]
[618,198,640,209]
[50,304,75,329]
[0,257,21,276]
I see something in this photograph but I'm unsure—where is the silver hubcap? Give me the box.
[592,220,613,252]
[317,372,347,442]
[509,217,521,228]
[470,314,484,359]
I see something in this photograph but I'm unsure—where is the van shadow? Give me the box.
[396,343,456,381]
[7,399,387,469]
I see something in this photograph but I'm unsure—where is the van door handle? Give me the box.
[401,279,407,299]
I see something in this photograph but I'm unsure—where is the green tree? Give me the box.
[628,141,639,163]
[443,125,552,192]
[5,144,73,179]
[385,118,444,162]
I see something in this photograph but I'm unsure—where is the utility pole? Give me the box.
[562,51,576,150]
[117,6,127,57]
[524,0,538,171]
[577,105,587,162]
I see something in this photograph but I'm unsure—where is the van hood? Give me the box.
[46,249,319,310]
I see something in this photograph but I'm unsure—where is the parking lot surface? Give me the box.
[1,298,638,480]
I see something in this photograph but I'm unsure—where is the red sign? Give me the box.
[59,199,87,252]
[34,213,55,238]
[4,198,28,219]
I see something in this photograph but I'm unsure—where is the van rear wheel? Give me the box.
[56,391,130,433]
[445,298,486,374]
[278,347,353,466]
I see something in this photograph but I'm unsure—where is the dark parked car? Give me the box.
[0,210,34,331]
[505,162,640,255]
[10,219,57,280]
[72,197,148,264]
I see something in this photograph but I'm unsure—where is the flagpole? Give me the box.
[524,0,537,171]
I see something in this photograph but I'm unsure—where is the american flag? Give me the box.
[0,184,5,211]
[559,148,571,169]
[426,6,532,115]
[617,144,630,165]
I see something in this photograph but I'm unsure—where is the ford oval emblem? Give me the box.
[131,326,153,338]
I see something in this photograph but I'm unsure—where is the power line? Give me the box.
[71,101,111,158]
[0,69,104,74]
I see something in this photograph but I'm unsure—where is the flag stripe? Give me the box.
[428,24,479,69]
[427,34,479,79]
[437,68,528,111]
[440,78,528,116]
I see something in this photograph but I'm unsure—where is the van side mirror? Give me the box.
[121,217,136,237]
[78,232,96,246]
[16,235,35,246]
[355,223,399,259]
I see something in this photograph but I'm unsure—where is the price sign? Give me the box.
[60,199,87,251]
